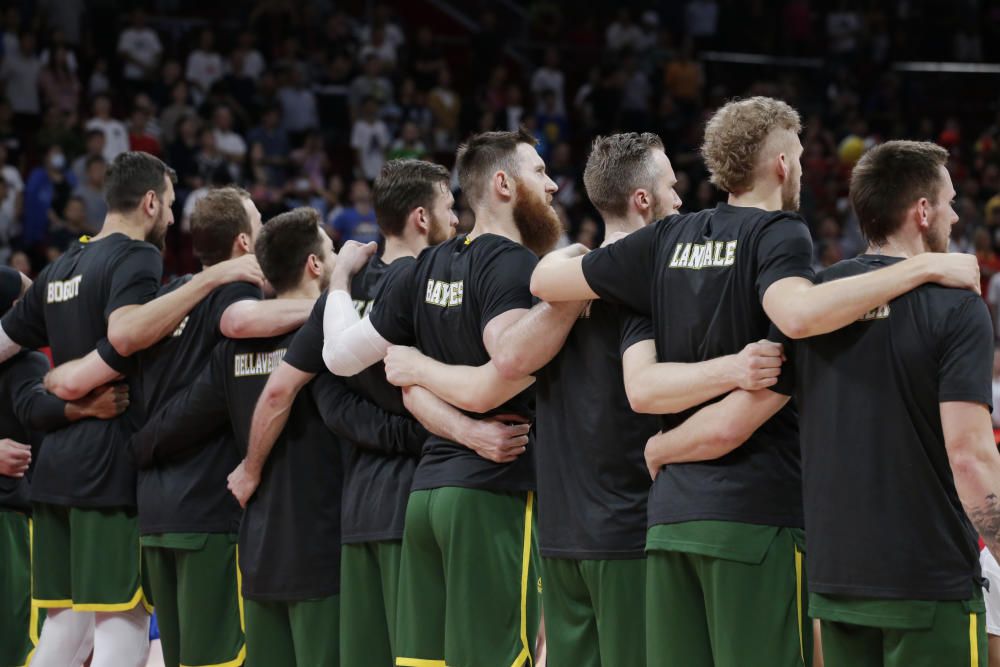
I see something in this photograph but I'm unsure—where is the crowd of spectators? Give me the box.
[3,0,1000,303]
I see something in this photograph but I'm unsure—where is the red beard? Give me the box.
[512,179,562,256]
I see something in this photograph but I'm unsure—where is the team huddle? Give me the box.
[0,94,997,667]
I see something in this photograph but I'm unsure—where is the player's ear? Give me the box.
[411,207,429,236]
[495,170,512,200]
[633,188,651,213]
[917,198,930,229]
[142,190,157,217]
[776,152,789,183]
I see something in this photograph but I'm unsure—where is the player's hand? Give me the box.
[75,383,129,420]
[227,460,260,508]
[644,432,666,481]
[730,340,783,390]
[923,253,981,294]
[0,438,31,477]
[384,345,426,387]
[334,241,378,280]
[205,254,265,288]
[464,414,531,463]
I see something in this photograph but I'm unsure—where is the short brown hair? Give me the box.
[191,187,252,266]
[701,97,801,194]
[255,207,325,293]
[374,159,451,237]
[583,132,665,217]
[104,151,177,213]
[849,140,949,245]
[456,128,537,206]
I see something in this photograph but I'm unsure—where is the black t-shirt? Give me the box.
[1,233,161,507]
[285,256,427,543]
[772,255,993,600]
[131,331,346,601]
[369,234,538,493]
[581,205,814,529]
[120,278,261,536]
[535,304,658,559]
[0,351,70,513]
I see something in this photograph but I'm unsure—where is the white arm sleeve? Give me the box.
[0,322,22,364]
[982,548,1000,636]
[321,290,390,376]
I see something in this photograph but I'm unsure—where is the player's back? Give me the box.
[584,204,813,528]
[215,333,345,601]
[128,277,260,536]
[378,233,537,493]
[1,233,162,508]
[534,301,657,557]
[781,254,991,599]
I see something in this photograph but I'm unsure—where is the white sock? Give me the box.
[90,606,150,667]
[30,607,95,667]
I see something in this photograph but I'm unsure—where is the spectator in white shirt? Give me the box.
[234,31,266,79]
[350,97,390,182]
[0,32,42,121]
[117,9,162,82]
[0,144,23,225]
[277,67,320,146]
[186,29,224,105]
[85,93,130,162]
[531,47,566,115]
[211,105,247,169]
[606,9,644,52]
[359,24,398,71]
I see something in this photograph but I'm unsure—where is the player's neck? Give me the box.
[602,215,644,237]
[278,281,321,301]
[381,234,422,264]
[92,213,147,242]
[728,187,782,212]
[866,234,927,259]
[468,206,520,245]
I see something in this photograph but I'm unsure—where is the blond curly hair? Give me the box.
[701,97,801,194]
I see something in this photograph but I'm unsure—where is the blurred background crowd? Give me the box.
[5,0,1000,341]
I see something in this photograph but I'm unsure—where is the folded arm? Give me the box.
[309,373,427,457]
[44,350,121,401]
[384,345,534,414]
[402,385,531,464]
[130,372,228,469]
[763,253,978,339]
[623,339,783,414]
[219,298,315,339]
[644,389,790,478]
[529,244,598,303]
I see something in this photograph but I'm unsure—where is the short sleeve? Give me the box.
[369,260,417,345]
[477,244,538,331]
[210,282,262,334]
[938,295,994,408]
[619,311,654,357]
[105,244,163,319]
[284,296,326,374]
[768,322,796,397]
[1,267,49,349]
[581,221,658,314]
[755,215,815,301]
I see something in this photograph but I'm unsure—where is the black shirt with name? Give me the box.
[0,351,71,513]
[121,277,261,536]
[772,255,993,600]
[131,331,346,601]
[284,256,427,543]
[1,233,161,507]
[581,204,814,529]
[369,233,538,493]
[535,304,658,559]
